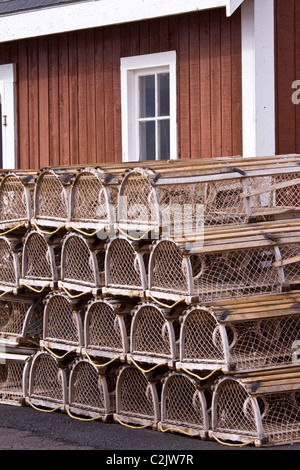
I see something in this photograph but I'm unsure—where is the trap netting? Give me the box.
[0,295,43,347]
[104,237,150,297]
[42,291,84,353]
[0,236,22,293]
[84,298,132,360]
[68,357,116,421]
[211,371,300,447]
[0,172,36,231]
[69,168,118,233]
[117,167,300,237]
[60,232,105,294]
[158,371,210,438]
[26,350,67,411]
[148,238,300,304]
[0,353,32,406]
[130,301,182,366]
[33,169,75,228]
[115,364,161,429]
[21,229,61,288]
[178,299,300,374]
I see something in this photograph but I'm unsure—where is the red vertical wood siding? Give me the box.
[0,7,242,170]
[275,0,300,155]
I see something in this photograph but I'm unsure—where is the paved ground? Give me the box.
[0,403,298,454]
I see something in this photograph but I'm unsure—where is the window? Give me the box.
[0,64,17,169]
[121,51,177,162]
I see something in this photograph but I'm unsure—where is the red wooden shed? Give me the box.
[0,0,299,170]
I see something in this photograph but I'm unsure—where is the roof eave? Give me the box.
[0,0,245,43]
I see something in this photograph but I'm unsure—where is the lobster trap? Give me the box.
[84,297,133,361]
[59,232,105,295]
[33,168,76,228]
[21,229,62,290]
[25,350,68,411]
[0,351,33,406]
[41,290,85,354]
[129,301,182,367]
[68,167,118,234]
[0,294,43,348]
[210,369,300,447]
[0,171,36,232]
[147,232,300,305]
[158,371,210,438]
[67,357,116,421]
[115,364,162,429]
[0,235,22,294]
[178,293,300,374]
[118,165,300,238]
[103,237,150,298]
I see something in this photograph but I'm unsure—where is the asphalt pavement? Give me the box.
[0,403,298,455]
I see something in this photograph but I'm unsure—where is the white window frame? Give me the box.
[0,64,17,169]
[121,51,177,162]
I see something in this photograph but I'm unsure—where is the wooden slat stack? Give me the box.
[1,156,300,446]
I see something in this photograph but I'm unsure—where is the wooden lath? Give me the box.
[236,368,300,395]
[211,291,300,322]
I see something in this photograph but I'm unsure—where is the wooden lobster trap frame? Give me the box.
[25,350,68,411]
[67,357,117,422]
[129,301,183,368]
[0,351,33,406]
[103,236,151,299]
[0,171,36,232]
[0,235,22,294]
[147,229,300,305]
[68,167,119,235]
[114,364,162,430]
[210,369,300,447]
[33,168,76,229]
[0,294,43,348]
[158,371,210,439]
[177,292,300,375]
[41,290,86,354]
[118,164,300,238]
[84,297,134,362]
[21,229,62,290]
[59,232,105,295]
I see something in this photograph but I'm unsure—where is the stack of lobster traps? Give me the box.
[2,155,300,447]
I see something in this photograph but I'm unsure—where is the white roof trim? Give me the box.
[0,0,245,43]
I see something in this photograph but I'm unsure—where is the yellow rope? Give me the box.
[160,425,201,437]
[27,399,61,413]
[68,224,106,237]
[210,433,254,447]
[27,339,40,347]
[41,343,77,359]
[32,222,65,235]
[66,407,103,422]
[129,356,168,373]
[0,289,14,298]
[115,416,153,429]
[60,284,93,298]
[0,222,26,236]
[147,293,184,309]
[21,282,50,293]
[118,226,153,241]
[83,349,120,368]
[179,365,222,381]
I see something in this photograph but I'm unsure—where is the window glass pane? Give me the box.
[139,75,155,118]
[158,73,170,117]
[139,121,156,161]
[158,119,170,160]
